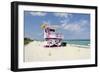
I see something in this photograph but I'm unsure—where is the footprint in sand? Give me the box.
[48,52,52,56]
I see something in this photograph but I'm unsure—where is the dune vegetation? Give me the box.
[24,38,33,45]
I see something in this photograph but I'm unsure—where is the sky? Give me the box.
[24,11,90,40]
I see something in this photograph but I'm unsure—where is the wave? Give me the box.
[70,44,90,48]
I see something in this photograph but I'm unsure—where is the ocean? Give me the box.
[63,40,90,48]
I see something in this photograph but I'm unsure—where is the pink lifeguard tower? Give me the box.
[41,24,64,47]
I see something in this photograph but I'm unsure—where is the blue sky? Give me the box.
[24,11,90,40]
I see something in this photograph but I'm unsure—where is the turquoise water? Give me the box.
[63,40,90,47]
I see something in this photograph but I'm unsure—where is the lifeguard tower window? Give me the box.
[45,28,55,32]
[50,29,55,32]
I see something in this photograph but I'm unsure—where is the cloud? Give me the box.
[80,20,89,26]
[61,23,81,32]
[30,12,47,16]
[54,13,73,27]
[41,12,89,33]
[54,13,72,18]
[61,19,89,32]
[42,21,81,32]
[60,19,69,24]
[43,19,89,32]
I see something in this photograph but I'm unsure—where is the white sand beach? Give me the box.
[24,41,90,62]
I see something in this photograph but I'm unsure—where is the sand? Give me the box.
[24,41,90,62]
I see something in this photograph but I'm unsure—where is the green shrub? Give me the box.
[24,38,33,45]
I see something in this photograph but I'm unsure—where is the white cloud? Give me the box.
[51,25,60,29]
[41,12,89,32]
[60,19,69,24]
[54,13,72,18]
[60,19,89,32]
[80,20,88,26]
[46,19,88,32]
[42,20,83,32]
[61,23,81,32]
[30,12,47,16]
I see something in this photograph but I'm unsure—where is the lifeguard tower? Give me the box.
[41,24,64,47]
